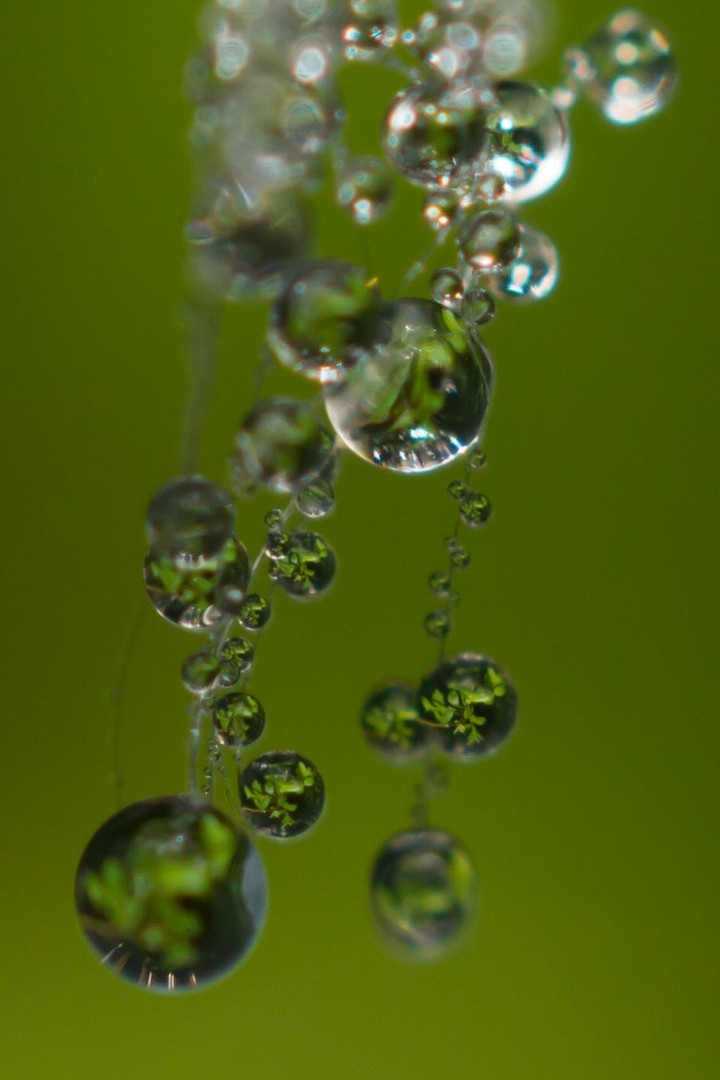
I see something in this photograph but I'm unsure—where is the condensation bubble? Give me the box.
[324,299,493,473]
[267,530,336,598]
[74,796,267,992]
[267,260,384,383]
[419,651,517,759]
[460,209,521,271]
[360,682,429,763]
[370,828,477,959]
[144,536,251,632]
[484,222,558,303]
[335,155,394,225]
[383,81,490,191]
[479,80,570,203]
[565,10,677,125]
[213,691,266,748]
[231,397,332,494]
[239,751,325,838]
[145,477,235,565]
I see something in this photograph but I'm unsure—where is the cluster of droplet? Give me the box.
[75,0,677,988]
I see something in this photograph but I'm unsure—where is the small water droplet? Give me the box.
[459,492,492,527]
[424,610,452,639]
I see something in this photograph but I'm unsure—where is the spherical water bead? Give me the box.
[447,478,467,500]
[430,268,464,312]
[342,0,398,60]
[370,829,477,959]
[360,683,429,763]
[267,261,384,384]
[459,491,491,526]
[428,571,452,598]
[324,299,493,473]
[145,477,235,565]
[289,34,335,87]
[422,191,460,233]
[239,751,325,839]
[182,650,222,695]
[479,81,570,203]
[267,530,336,599]
[383,81,490,192]
[444,536,471,568]
[424,611,452,639]
[462,284,496,326]
[414,9,484,82]
[419,652,517,759]
[472,171,507,204]
[213,692,265,749]
[467,447,488,470]
[296,477,335,519]
[144,536,251,632]
[335,155,394,225]
[219,637,255,681]
[74,796,268,992]
[484,222,558,303]
[232,397,332,495]
[460,209,521,271]
[238,593,272,632]
[565,10,676,126]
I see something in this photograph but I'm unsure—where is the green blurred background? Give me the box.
[2,1,718,1077]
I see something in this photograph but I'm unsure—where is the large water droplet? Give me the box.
[145,477,235,565]
[419,651,517,759]
[144,536,251,632]
[239,751,325,838]
[231,397,332,494]
[267,530,336,598]
[360,682,429,763]
[74,796,267,991]
[324,299,493,473]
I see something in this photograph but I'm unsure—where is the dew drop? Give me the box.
[459,491,491,526]
[360,682,429,763]
[239,751,325,838]
[418,652,517,758]
[213,691,266,749]
[267,530,336,599]
[335,155,394,225]
[145,477,235,564]
[231,397,332,494]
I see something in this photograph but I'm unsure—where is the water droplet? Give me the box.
[74,796,268,991]
[267,261,384,384]
[360,683,429,763]
[460,209,521,271]
[264,508,283,531]
[473,171,507,203]
[370,828,477,959]
[428,571,452,598]
[467,446,487,470]
[430,268,464,311]
[565,10,677,125]
[424,610,452,639]
[342,0,398,60]
[239,751,325,838]
[335,155,394,225]
[479,80,570,203]
[289,34,334,86]
[459,491,491,526]
[296,477,335,519]
[219,636,255,680]
[267,530,336,598]
[144,536,251,632]
[485,222,558,303]
[213,692,266,748]
[145,477,235,564]
[324,299,493,473]
[444,537,471,568]
[238,593,272,631]
[447,479,467,500]
[383,81,489,191]
[422,191,460,232]
[182,649,222,695]
[419,652,517,758]
[414,9,483,82]
[462,283,496,325]
[231,397,332,494]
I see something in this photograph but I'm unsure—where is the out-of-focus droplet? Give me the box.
[231,397,332,494]
[335,154,394,224]
[360,683,429,763]
[485,222,558,303]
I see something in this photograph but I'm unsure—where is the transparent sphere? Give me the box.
[145,477,235,564]
[144,536,251,632]
[459,490,491,525]
[267,261,384,383]
[232,397,333,494]
[460,209,521,270]
[335,154,394,225]
[239,751,325,838]
[360,682,429,763]
[267,530,336,599]
[370,829,477,959]
[324,299,493,473]
[238,593,272,631]
[181,649,223,695]
[296,477,335,519]
[342,0,398,61]
[484,222,558,303]
[430,267,464,311]
[382,81,490,191]
[422,190,460,232]
[74,796,268,992]
[419,651,517,758]
[565,9,677,125]
[213,691,266,749]
[479,80,570,203]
